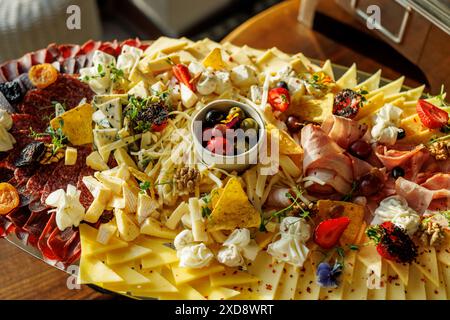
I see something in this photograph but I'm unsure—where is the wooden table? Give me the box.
[0,240,110,299]
[223,0,422,89]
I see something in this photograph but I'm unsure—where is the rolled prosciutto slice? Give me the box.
[395,177,434,214]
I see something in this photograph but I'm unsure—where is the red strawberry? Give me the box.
[314,217,351,249]
[416,99,449,129]
[367,221,418,263]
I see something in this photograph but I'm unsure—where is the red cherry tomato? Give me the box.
[416,99,449,129]
[268,87,290,112]
[314,217,351,249]
[151,121,168,132]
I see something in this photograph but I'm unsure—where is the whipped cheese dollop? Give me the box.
[371,104,404,145]
[45,184,85,231]
[372,195,420,235]
[267,217,311,267]
[217,228,260,268]
[174,229,214,268]
[0,110,15,152]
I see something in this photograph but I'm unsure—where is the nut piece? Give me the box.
[428,141,449,161]
[39,144,65,164]
[417,220,445,247]
[174,167,200,194]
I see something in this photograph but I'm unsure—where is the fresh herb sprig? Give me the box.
[341,181,358,202]
[29,119,68,155]
[139,180,173,194]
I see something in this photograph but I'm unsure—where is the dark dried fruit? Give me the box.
[348,140,372,159]
[333,89,363,119]
[14,141,45,167]
[391,167,405,179]
[0,81,23,104]
[286,115,303,133]
[358,173,383,196]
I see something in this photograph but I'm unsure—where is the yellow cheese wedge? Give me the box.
[354,92,385,121]
[79,224,128,256]
[138,54,180,74]
[110,265,151,285]
[275,264,300,300]
[367,262,387,300]
[439,263,450,298]
[336,63,357,89]
[367,76,404,98]
[414,246,440,287]
[386,264,406,300]
[354,69,381,92]
[424,263,447,300]
[78,256,123,284]
[320,60,335,80]
[357,244,382,279]
[209,267,259,287]
[144,37,188,59]
[246,252,285,300]
[384,85,425,102]
[342,259,368,300]
[405,264,427,300]
[140,217,178,239]
[319,283,345,300]
[256,49,290,75]
[436,232,450,266]
[386,260,409,286]
[295,259,321,300]
[191,279,241,300]
[157,284,206,300]
[106,244,152,265]
[171,263,224,285]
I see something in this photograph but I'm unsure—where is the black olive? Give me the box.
[391,167,405,179]
[0,81,23,104]
[397,128,406,140]
[205,109,225,127]
[276,81,288,90]
[14,141,45,167]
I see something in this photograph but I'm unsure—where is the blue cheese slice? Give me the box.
[92,110,111,128]
[93,128,119,161]
[97,98,122,129]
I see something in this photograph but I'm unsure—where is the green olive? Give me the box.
[240,118,258,131]
[228,106,245,119]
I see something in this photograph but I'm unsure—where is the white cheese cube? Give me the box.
[115,208,140,242]
[114,148,138,169]
[128,81,149,99]
[230,65,257,88]
[188,61,205,75]
[287,77,305,98]
[137,192,160,224]
[96,221,118,245]
[95,172,124,195]
[84,198,107,224]
[86,151,110,171]
[180,83,198,108]
[115,164,130,181]
[214,71,232,95]
[150,81,166,94]
[249,85,262,104]
[64,147,77,166]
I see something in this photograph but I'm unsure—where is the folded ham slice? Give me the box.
[395,177,434,214]
[374,145,426,171]
[301,124,374,196]
[321,115,368,149]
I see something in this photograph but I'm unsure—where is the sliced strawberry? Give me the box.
[268,87,290,112]
[314,217,351,249]
[151,121,168,132]
[172,64,195,91]
[333,89,362,119]
[416,99,449,129]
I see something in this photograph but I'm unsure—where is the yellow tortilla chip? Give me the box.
[211,188,223,209]
[202,48,226,70]
[207,178,261,231]
[289,93,334,123]
[266,124,303,155]
[317,200,365,246]
[50,103,93,145]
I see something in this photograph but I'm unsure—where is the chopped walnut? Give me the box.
[417,220,445,247]
[428,141,449,161]
[39,144,65,164]
[174,167,200,193]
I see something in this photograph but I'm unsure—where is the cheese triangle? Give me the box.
[414,246,440,287]
[386,260,409,286]
[405,264,427,300]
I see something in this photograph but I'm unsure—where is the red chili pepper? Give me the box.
[416,99,449,129]
[268,87,290,112]
[172,64,195,92]
[314,217,351,249]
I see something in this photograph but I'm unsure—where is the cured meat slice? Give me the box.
[37,212,58,261]
[30,49,48,65]
[0,61,20,82]
[22,211,51,246]
[374,145,426,170]
[25,162,58,196]
[77,166,95,210]
[395,177,434,214]
[80,40,102,55]
[321,115,368,149]
[17,54,33,73]
[58,44,81,59]
[11,113,46,134]
[6,207,31,229]
[47,226,78,260]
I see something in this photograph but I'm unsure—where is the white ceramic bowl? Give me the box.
[191,99,266,172]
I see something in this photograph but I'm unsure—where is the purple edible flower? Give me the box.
[316,262,342,288]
